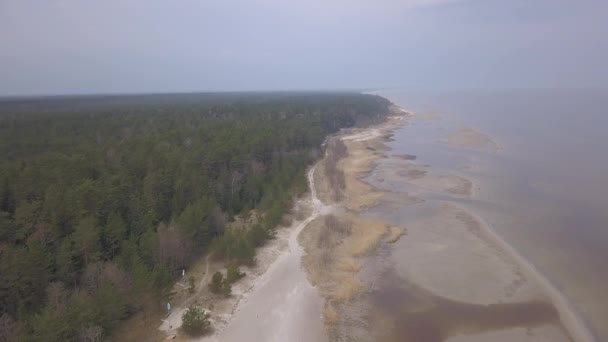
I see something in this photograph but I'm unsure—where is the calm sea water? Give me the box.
[377,89,608,340]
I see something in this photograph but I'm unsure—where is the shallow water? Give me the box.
[356,195,570,341]
[369,273,560,342]
[374,89,608,341]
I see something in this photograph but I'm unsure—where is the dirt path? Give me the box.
[198,165,329,342]
[158,254,212,334]
[196,255,211,300]
[157,165,329,341]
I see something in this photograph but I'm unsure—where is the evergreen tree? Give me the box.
[0,92,390,338]
[103,212,126,259]
[181,305,210,336]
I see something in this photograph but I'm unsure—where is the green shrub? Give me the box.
[208,272,223,294]
[221,280,232,297]
[226,261,245,284]
[188,276,196,294]
[181,305,210,336]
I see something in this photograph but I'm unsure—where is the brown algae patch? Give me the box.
[394,163,472,197]
[394,153,417,160]
[447,127,498,150]
[408,173,473,196]
[386,226,406,243]
[368,275,566,342]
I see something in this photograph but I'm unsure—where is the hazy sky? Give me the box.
[1,0,607,95]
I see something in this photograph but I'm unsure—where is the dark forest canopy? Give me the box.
[0,92,390,341]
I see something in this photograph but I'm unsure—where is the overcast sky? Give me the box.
[1,0,607,95]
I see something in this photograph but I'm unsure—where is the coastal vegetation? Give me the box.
[0,92,389,341]
[181,305,210,336]
[298,118,407,337]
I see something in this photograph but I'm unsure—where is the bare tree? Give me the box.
[250,160,265,176]
[45,282,67,312]
[26,222,54,248]
[81,262,104,294]
[208,206,226,237]
[157,223,193,273]
[0,313,22,342]
[81,261,131,295]
[230,170,243,199]
[324,138,348,201]
[101,262,131,294]
[78,324,103,342]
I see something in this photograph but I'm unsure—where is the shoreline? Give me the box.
[299,105,412,339]
[300,103,595,341]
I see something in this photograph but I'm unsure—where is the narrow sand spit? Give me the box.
[299,105,595,341]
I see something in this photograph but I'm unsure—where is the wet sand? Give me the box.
[298,106,592,341]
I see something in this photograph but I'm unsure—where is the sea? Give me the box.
[374,89,608,341]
